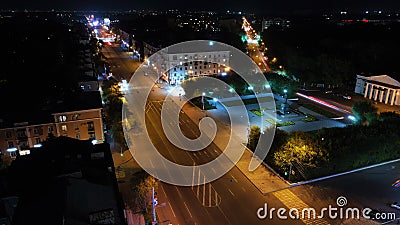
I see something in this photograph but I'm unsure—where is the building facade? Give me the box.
[53,108,104,142]
[0,89,105,162]
[261,18,290,31]
[0,108,104,161]
[354,74,400,105]
[164,51,230,85]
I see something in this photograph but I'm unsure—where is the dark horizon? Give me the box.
[1,0,400,15]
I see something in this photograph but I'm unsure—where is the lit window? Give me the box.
[59,115,67,122]
[10,151,17,158]
[62,125,67,131]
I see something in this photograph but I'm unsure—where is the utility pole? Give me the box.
[202,92,205,110]
[288,144,293,181]
[152,186,157,224]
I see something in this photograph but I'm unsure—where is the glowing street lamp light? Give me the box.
[202,92,206,110]
[213,97,218,106]
[284,89,288,104]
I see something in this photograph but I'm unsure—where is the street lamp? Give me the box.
[213,97,218,106]
[283,89,288,104]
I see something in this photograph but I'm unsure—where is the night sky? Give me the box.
[1,0,400,14]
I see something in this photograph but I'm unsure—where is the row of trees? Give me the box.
[262,21,400,89]
[101,78,127,150]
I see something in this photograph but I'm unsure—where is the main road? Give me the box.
[103,43,398,225]
[104,44,307,225]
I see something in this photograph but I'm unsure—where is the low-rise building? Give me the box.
[0,91,104,163]
[354,74,400,105]
[5,137,126,225]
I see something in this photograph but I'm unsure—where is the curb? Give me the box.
[290,158,400,187]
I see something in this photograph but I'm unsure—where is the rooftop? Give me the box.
[5,137,125,225]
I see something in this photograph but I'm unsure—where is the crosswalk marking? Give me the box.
[273,189,330,225]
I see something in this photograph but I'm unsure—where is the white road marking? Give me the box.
[231,175,238,183]
[183,201,193,218]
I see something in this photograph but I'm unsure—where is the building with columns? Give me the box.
[355,74,400,105]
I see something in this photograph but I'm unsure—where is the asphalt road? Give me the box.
[143,96,304,225]
[104,44,305,224]
[101,44,141,81]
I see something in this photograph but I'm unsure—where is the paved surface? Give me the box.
[139,92,302,225]
[104,44,396,225]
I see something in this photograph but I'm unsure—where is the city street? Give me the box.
[104,43,399,225]
[101,44,141,81]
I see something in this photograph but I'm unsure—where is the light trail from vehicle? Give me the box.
[296,92,352,114]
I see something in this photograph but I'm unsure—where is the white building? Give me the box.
[164,51,230,85]
[261,18,290,31]
[355,74,400,105]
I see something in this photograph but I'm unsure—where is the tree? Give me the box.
[131,170,157,222]
[247,126,261,151]
[101,78,127,150]
[273,131,328,180]
[352,100,378,126]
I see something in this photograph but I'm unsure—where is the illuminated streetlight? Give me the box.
[202,92,205,110]
[284,89,288,104]
[213,97,218,106]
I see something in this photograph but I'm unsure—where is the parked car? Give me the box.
[342,95,352,100]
